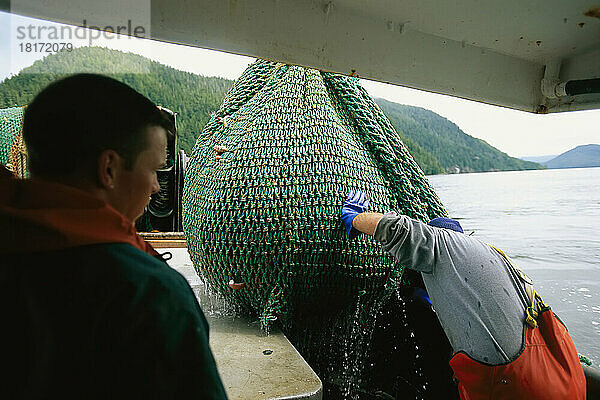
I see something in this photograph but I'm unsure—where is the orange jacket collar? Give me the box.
[0,166,158,256]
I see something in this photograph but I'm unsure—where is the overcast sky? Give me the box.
[1,11,598,158]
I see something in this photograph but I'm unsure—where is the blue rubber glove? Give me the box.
[341,190,369,239]
[412,287,433,308]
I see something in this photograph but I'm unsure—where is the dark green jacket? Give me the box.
[1,243,227,399]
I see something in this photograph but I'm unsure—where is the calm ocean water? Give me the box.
[427,167,600,365]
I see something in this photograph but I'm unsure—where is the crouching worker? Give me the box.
[0,74,227,399]
[341,191,586,400]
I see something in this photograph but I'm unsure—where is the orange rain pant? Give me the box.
[449,309,586,399]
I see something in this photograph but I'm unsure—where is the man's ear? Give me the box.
[96,149,122,190]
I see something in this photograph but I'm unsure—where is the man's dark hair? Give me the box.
[23,73,172,179]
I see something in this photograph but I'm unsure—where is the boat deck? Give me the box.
[165,248,322,400]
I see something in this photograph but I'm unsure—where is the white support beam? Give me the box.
[150,0,546,112]
[4,0,600,113]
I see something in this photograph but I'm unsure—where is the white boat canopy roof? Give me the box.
[5,0,600,113]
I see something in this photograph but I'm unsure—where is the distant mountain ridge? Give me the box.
[374,98,544,175]
[1,46,544,175]
[544,144,600,169]
[520,155,557,164]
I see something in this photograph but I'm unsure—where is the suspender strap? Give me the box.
[492,246,548,329]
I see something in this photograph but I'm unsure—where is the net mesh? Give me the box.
[182,60,447,326]
[0,107,26,176]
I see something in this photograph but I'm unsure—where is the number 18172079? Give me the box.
[19,42,74,53]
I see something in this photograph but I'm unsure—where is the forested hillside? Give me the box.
[1,46,543,174]
[0,47,233,153]
[375,98,544,174]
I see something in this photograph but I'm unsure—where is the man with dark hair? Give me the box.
[24,73,171,180]
[0,74,227,399]
[341,191,586,399]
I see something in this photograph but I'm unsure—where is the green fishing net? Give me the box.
[182,60,446,326]
[0,107,25,170]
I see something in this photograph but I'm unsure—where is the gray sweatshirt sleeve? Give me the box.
[372,211,528,364]
[373,212,439,274]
